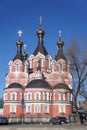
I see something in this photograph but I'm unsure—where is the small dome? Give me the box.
[26,79,51,89]
[22,51,28,60]
[37,28,45,37]
[54,83,70,90]
[16,39,23,46]
[5,83,23,89]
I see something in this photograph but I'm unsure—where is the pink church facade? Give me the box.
[3,22,72,123]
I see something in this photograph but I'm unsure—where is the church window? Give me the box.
[29,60,32,68]
[59,93,65,101]
[4,93,7,101]
[27,92,32,100]
[46,59,50,69]
[16,63,19,71]
[44,92,49,100]
[68,93,72,101]
[37,58,42,70]
[34,105,40,114]
[23,64,26,72]
[35,92,40,100]
[45,93,47,100]
[61,93,63,101]
[26,105,31,114]
[60,63,62,71]
[59,105,66,114]
[10,105,16,114]
[44,105,49,114]
[11,92,16,101]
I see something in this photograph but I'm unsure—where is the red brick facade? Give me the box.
[3,26,72,123]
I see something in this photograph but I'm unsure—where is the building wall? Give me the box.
[3,31,72,123]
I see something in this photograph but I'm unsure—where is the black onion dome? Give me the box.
[5,83,23,89]
[54,83,71,90]
[26,79,51,89]
[33,19,48,56]
[55,31,67,61]
[55,51,67,61]
[13,53,23,61]
[33,43,48,56]
[13,39,24,61]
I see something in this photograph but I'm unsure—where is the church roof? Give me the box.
[5,83,23,89]
[55,51,67,61]
[55,31,67,61]
[33,43,48,56]
[13,31,28,61]
[13,53,23,61]
[54,83,71,90]
[33,17,48,56]
[26,79,51,89]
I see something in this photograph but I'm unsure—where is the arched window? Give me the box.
[46,59,50,69]
[11,92,16,101]
[59,93,65,101]
[60,63,62,71]
[68,93,72,101]
[45,92,47,100]
[44,105,49,114]
[16,63,19,71]
[23,64,26,72]
[44,92,49,100]
[59,105,66,114]
[4,93,8,101]
[27,92,32,100]
[26,105,31,114]
[61,93,63,101]
[10,105,16,114]
[35,92,40,100]
[35,105,40,114]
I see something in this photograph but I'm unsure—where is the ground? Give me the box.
[0,123,87,130]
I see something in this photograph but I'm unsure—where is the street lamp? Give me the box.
[21,93,25,124]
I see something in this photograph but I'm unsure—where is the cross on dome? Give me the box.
[18,30,23,38]
[40,16,42,29]
[58,30,62,40]
[23,44,27,52]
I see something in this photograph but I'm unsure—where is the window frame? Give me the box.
[27,92,32,100]
[34,105,40,114]
[10,105,16,114]
[11,92,17,101]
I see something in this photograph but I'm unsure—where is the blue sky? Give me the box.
[0,0,87,98]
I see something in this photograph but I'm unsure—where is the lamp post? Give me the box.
[21,93,25,124]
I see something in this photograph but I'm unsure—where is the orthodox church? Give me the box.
[3,19,72,123]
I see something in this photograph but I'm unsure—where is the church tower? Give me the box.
[3,31,29,118]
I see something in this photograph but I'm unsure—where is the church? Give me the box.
[3,19,72,123]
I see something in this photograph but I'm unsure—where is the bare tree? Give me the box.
[66,39,87,124]
[80,86,87,124]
